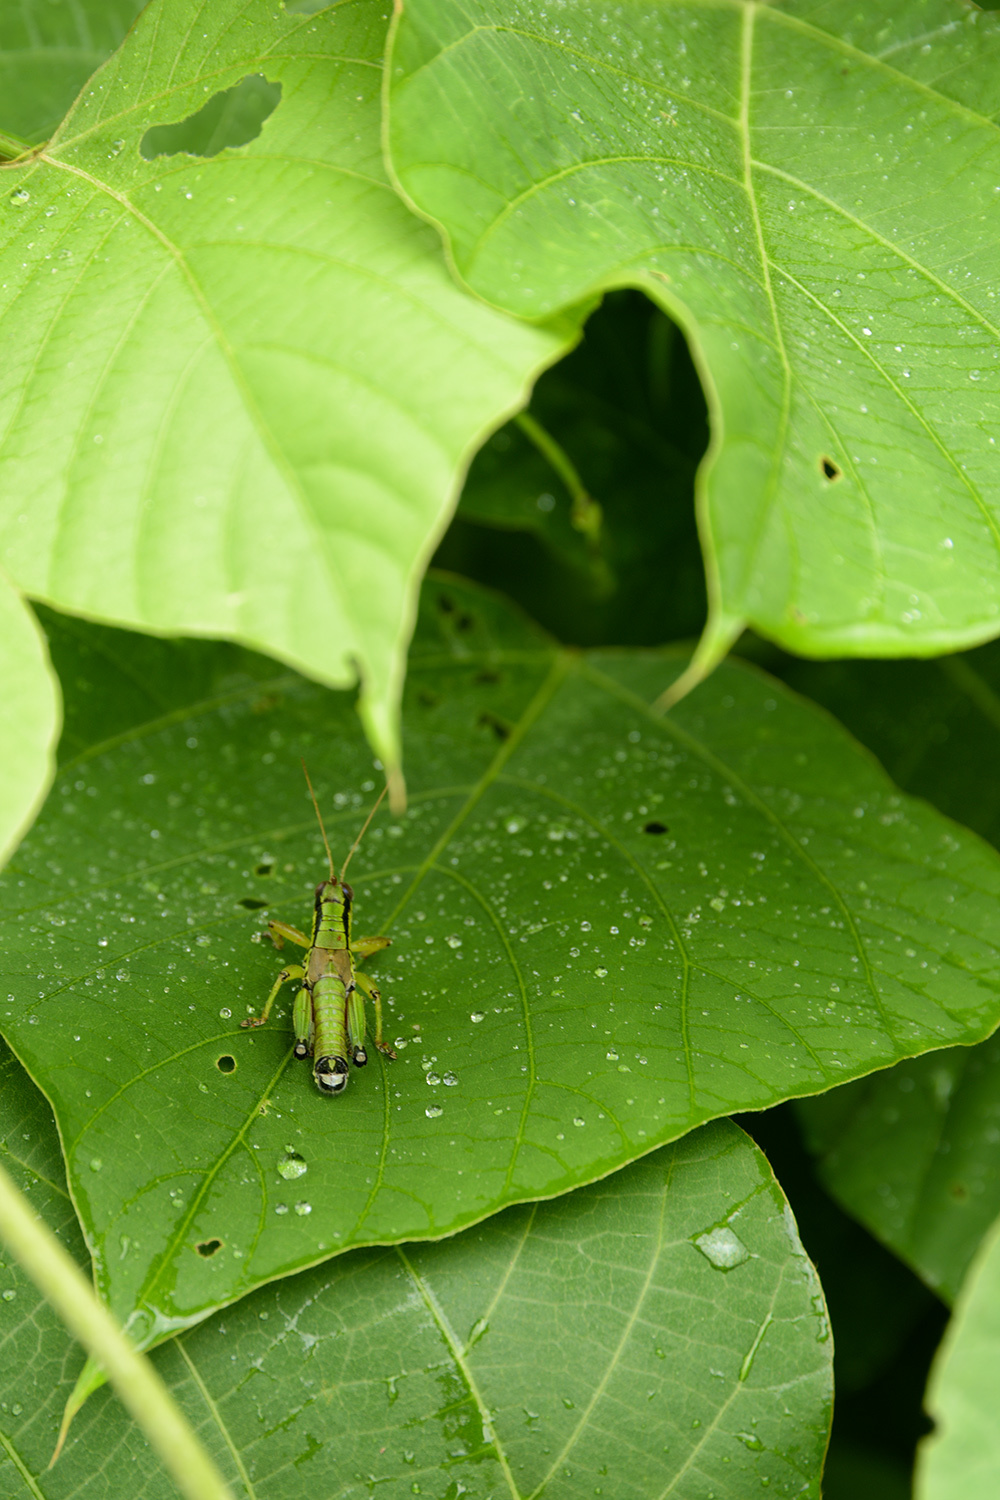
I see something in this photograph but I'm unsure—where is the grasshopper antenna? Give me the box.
[340,783,389,882]
[301,759,336,882]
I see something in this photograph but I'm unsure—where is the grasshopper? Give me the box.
[241,767,395,1094]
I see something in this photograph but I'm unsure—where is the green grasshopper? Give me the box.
[241,767,395,1094]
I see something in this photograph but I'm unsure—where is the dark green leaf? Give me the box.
[3,577,1000,1343]
[0,1056,833,1499]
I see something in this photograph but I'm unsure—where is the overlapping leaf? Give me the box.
[0,0,572,773]
[2,577,1000,1348]
[916,1209,1000,1500]
[0,1042,831,1500]
[388,0,1000,671]
[785,638,1000,1300]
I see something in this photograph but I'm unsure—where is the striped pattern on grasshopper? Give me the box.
[241,769,395,1094]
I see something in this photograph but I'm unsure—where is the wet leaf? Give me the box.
[0,1051,832,1500]
[3,576,1000,1345]
[786,640,1000,1301]
[388,0,1000,669]
[0,0,572,772]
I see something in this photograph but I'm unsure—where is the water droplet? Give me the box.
[594,966,608,978]
[107,139,125,158]
[468,1317,489,1346]
[444,935,462,949]
[89,1158,103,1173]
[694,1227,750,1269]
[737,1432,765,1451]
[2,1290,16,1302]
[426,1072,441,1086]
[442,1071,458,1086]
[219,1007,231,1019]
[294,1201,312,1216]
[425,1104,443,1118]
[573,1117,586,1127]
[278,1153,307,1180]
[606,1049,619,1061]
[274,1203,289,1215]
[9,189,30,206]
[470,1012,485,1023]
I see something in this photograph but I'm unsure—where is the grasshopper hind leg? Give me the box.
[354,971,396,1060]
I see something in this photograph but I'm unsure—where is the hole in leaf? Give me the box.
[643,821,668,835]
[140,75,282,161]
[196,1238,224,1257]
[238,897,269,910]
[254,862,274,877]
[216,1055,237,1073]
[477,711,512,742]
[820,455,842,482]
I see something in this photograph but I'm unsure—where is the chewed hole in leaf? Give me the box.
[477,711,511,741]
[254,862,274,877]
[140,75,282,161]
[820,455,843,482]
[643,821,669,835]
[238,897,269,910]
[195,1239,224,1258]
[216,1055,237,1074]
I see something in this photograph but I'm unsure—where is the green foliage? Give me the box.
[916,1213,1000,1498]
[388,0,1000,670]
[2,2,1000,1495]
[0,1051,832,1495]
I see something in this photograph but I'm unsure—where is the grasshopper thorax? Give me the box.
[314,1055,349,1094]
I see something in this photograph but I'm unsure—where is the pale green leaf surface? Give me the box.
[0,0,571,771]
[0,580,60,870]
[916,1208,1000,1500]
[0,1054,832,1500]
[0,1,147,147]
[387,0,1000,664]
[2,578,1000,1345]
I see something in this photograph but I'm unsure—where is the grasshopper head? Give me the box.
[351,1044,368,1067]
[314,1055,349,1095]
[293,1038,310,1060]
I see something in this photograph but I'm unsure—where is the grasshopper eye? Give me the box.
[352,1045,368,1067]
[293,1039,310,1060]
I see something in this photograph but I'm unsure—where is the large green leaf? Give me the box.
[916,1209,1000,1500]
[0,1,147,149]
[387,0,1000,676]
[0,1048,832,1500]
[3,577,1000,1345]
[782,640,1000,1301]
[0,0,572,774]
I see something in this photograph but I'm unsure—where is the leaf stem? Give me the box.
[514,411,603,545]
[0,130,36,163]
[0,1160,234,1500]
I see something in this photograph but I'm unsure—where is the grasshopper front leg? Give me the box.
[241,964,305,1031]
[267,921,310,951]
[353,970,396,1059]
